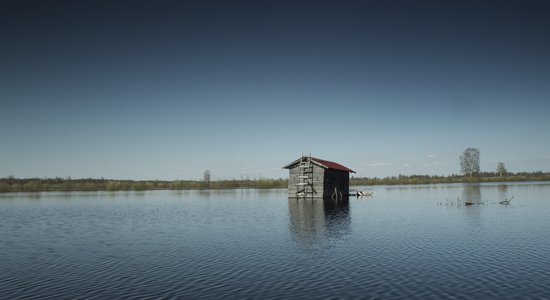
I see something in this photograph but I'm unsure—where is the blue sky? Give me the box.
[1,1,550,180]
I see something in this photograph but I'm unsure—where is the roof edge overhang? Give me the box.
[282,157,303,169]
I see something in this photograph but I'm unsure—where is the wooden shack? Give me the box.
[283,155,355,199]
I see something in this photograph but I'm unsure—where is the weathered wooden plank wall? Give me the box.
[288,163,325,198]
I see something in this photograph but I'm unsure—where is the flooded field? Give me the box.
[1,182,549,299]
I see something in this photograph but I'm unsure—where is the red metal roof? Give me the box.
[283,156,355,173]
[310,157,355,173]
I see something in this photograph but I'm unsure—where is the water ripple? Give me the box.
[1,187,550,299]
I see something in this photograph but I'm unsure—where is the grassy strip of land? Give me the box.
[1,172,549,193]
[0,177,288,193]
[350,171,550,186]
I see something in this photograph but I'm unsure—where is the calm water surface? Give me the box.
[1,182,550,299]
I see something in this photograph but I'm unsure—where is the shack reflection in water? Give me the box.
[288,198,350,246]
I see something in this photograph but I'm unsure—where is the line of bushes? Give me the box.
[1,172,549,193]
[350,171,550,186]
[0,177,289,193]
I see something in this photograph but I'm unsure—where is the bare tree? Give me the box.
[203,170,211,183]
[460,148,480,177]
[497,162,507,177]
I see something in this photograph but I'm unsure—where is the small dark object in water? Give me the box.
[357,191,373,197]
[499,196,514,205]
[465,201,475,206]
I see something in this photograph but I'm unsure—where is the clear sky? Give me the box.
[1,0,550,180]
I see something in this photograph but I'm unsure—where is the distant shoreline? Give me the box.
[1,172,550,193]
[350,172,550,186]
